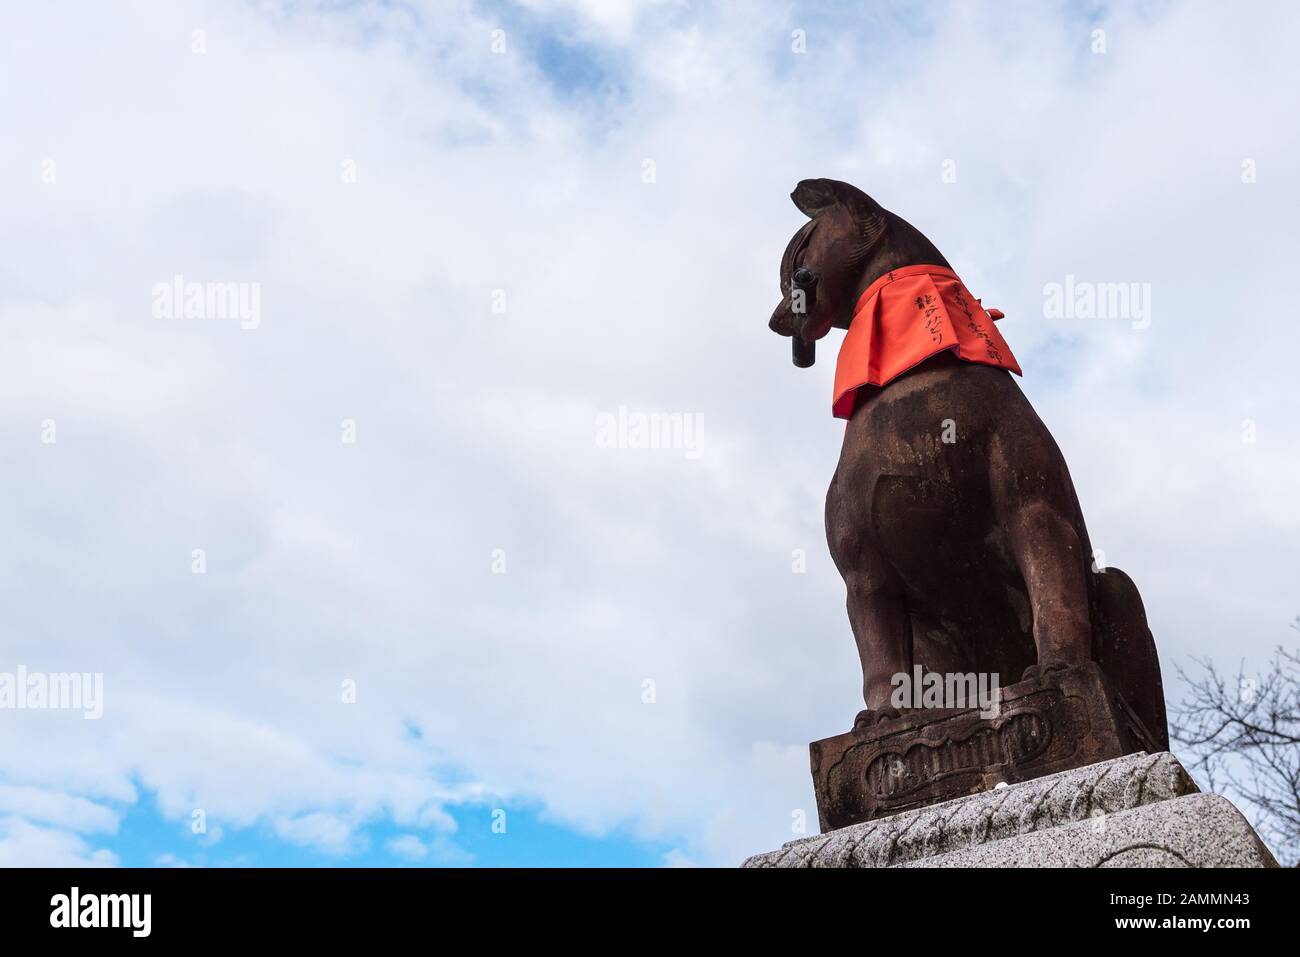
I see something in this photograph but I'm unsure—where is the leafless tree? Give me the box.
[1170,621,1300,865]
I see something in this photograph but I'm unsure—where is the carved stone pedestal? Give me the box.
[742,751,1278,868]
[810,662,1159,831]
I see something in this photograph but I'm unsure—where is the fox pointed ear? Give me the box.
[791,179,884,220]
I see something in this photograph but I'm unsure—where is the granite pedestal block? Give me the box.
[743,751,1278,868]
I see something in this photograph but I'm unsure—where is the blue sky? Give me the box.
[1,0,1297,867]
[112,793,668,867]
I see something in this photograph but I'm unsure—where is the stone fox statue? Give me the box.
[768,178,1168,747]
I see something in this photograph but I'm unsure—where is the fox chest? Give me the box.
[826,429,998,573]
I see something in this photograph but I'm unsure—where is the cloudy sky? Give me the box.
[0,0,1297,867]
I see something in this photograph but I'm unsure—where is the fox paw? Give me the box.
[853,706,902,730]
[1020,661,1073,682]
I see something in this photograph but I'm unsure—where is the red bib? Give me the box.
[832,264,1022,419]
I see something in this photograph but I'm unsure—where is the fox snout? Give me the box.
[769,300,796,337]
[770,265,822,338]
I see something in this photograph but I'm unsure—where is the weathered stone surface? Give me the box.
[908,794,1278,868]
[743,751,1277,868]
[811,663,1162,831]
[746,751,1191,868]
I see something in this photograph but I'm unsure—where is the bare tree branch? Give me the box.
[1170,640,1300,865]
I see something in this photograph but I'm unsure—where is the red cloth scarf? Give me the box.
[832,264,1022,419]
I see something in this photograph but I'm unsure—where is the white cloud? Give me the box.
[271,813,365,857]
[0,0,1296,867]
[386,834,428,861]
[0,818,118,868]
[0,784,118,834]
